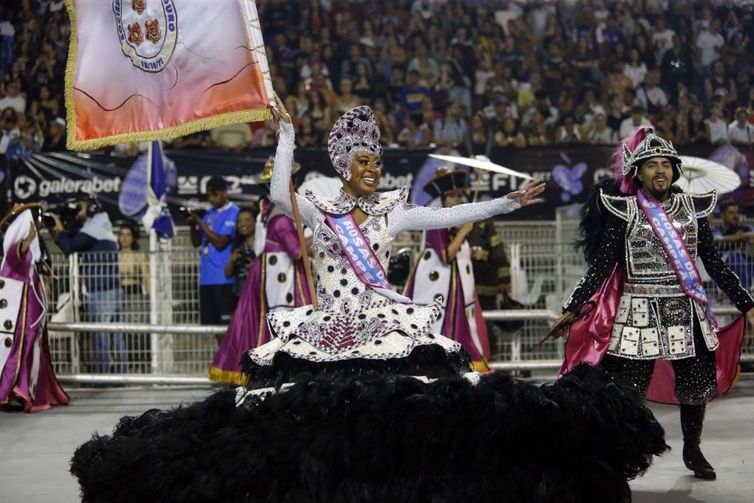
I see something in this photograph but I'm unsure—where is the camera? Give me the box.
[40,199,82,232]
[179,206,206,219]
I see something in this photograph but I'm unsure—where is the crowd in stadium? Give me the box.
[1,0,753,160]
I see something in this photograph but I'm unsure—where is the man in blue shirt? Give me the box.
[50,197,126,374]
[712,201,754,290]
[188,176,239,343]
[399,70,432,114]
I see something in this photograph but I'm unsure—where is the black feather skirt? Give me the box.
[70,347,667,503]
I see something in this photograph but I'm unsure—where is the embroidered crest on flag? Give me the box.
[113,0,176,72]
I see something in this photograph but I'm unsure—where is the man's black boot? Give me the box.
[680,403,716,480]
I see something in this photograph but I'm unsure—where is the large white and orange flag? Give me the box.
[64,0,272,150]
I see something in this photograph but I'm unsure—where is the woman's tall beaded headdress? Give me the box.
[327,106,382,181]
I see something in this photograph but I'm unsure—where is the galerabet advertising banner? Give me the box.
[64,0,273,150]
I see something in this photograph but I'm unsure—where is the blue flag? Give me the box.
[141,141,175,240]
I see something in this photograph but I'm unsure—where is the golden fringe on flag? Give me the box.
[64,0,273,150]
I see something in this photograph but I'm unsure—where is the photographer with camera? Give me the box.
[223,207,257,297]
[48,196,126,375]
[187,176,239,341]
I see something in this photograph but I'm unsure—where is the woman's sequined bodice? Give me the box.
[311,214,392,312]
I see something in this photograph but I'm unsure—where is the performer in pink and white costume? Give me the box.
[0,208,69,412]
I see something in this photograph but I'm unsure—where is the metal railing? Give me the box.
[48,306,754,384]
[42,218,754,385]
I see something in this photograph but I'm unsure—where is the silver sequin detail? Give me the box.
[327,106,382,181]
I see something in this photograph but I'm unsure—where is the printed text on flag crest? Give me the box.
[113,0,177,72]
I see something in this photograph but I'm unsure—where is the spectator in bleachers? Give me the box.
[705,59,737,111]
[296,113,320,148]
[576,86,603,129]
[651,16,676,66]
[661,35,693,93]
[340,44,371,84]
[603,62,634,101]
[430,60,454,111]
[433,101,470,154]
[397,113,431,149]
[523,89,559,129]
[2,0,750,153]
[380,33,408,73]
[636,68,668,117]
[606,93,628,133]
[387,63,406,106]
[516,70,541,114]
[0,107,18,155]
[494,116,527,150]
[44,115,65,151]
[29,83,58,123]
[399,69,431,115]
[586,108,617,145]
[695,17,725,72]
[729,106,754,147]
[407,38,438,87]
[687,104,709,145]
[705,100,729,145]
[469,111,492,157]
[745,88,754,123]
[0,79,25,113]
[619,105,651,139]
[6,113,41,161]
[307,90,333,137]
[554,113,583,145]
[553,73,577,115]
[525,109,553,147]
[598,16,625,51]
[654,106,678,144]
[288,81,310,120]
[572,36,600,83]
[30,40,57,89]
[473,54,495,111]
[623,48,648,88]
[373,98,397,146]
[542,41,567,97]
[351,62,374,104]
[334,79,362,115]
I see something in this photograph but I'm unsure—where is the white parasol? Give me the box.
[297,174,343,199]
[676,156,741,195]
[428,154,533,180]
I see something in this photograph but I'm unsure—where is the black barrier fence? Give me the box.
[4,144,754,221]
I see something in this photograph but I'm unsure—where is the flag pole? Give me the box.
[289,179,317,309]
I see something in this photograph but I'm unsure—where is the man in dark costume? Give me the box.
[555,126,754,480]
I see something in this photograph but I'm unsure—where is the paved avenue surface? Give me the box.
[1,377,753,503]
